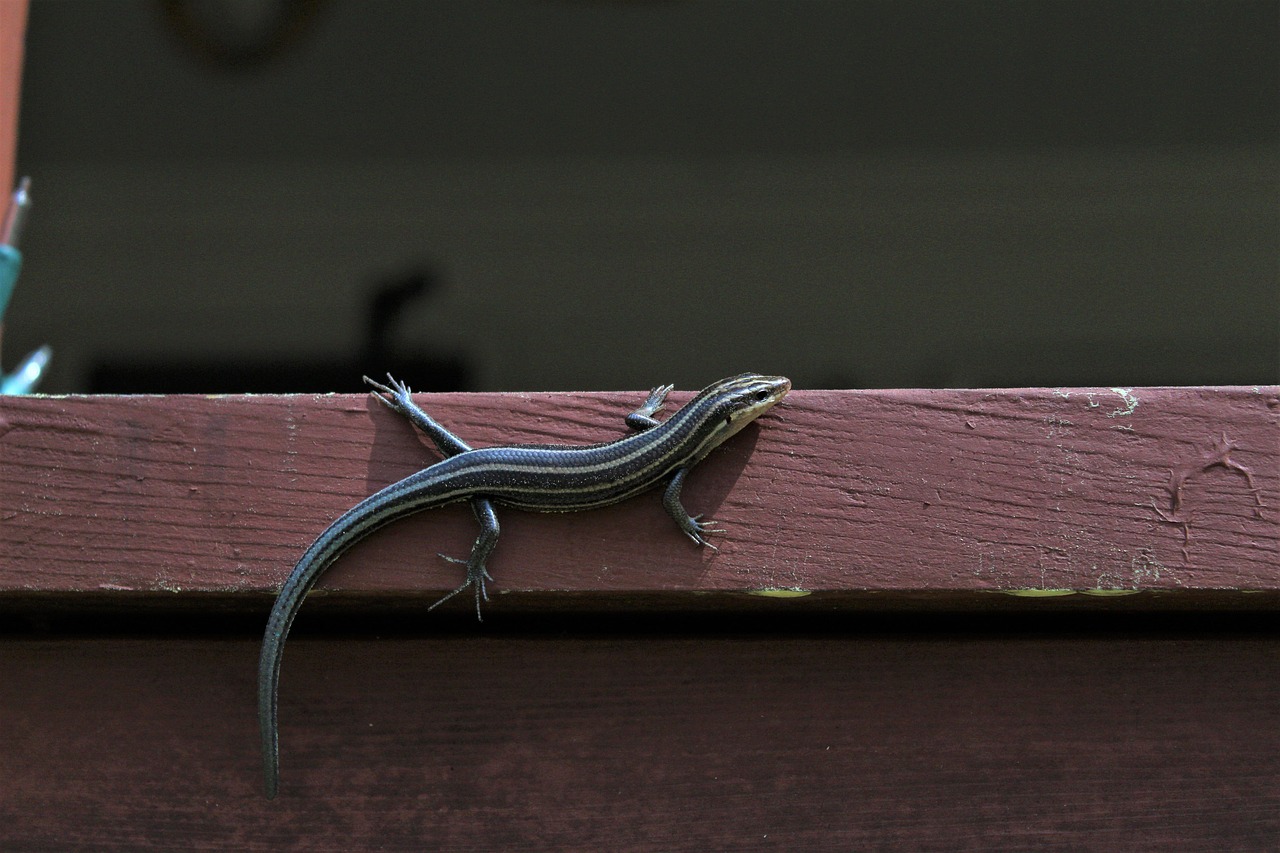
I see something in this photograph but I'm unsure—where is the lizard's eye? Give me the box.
[754,390,770,402]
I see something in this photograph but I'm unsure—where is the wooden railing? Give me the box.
[2,386,1276,848]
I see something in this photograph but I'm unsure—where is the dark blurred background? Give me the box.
[8,0,1278,393]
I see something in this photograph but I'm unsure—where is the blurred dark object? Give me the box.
[90,267,468,394]
[364,268,429,369]
[156,0,328,70]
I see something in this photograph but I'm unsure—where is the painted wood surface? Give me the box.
[2,635,1276,850]
[3,386,1277,848]
[1,386,1276,607]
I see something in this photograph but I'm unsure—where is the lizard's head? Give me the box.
[691,373,791,454]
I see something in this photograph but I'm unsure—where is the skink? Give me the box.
[259,372,791,798]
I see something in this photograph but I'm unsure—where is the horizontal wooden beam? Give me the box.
[1,386,1276,609]
[4,635,1277,846]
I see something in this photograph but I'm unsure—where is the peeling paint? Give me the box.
[1107,388,1139,418]
[748,588,812,598]
[1150,432,1267,561]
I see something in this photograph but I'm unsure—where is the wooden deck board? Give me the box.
[3,386,1277,848]
[3,634,1277,850]
[1,386,1276,606]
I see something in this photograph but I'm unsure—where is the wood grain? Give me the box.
[2,635,1276,851]
[3,386,1276,849]
[1,386,1276,607]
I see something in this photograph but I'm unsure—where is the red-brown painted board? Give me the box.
[2,636,1276,850]
[0,387,1276,602]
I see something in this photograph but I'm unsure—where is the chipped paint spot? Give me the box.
[1045,414,1074,437]
[748,588,812,598]
[1129,550,1178,587]
[1107,388,1138,417]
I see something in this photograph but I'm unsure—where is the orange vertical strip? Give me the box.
[0,0,29,194]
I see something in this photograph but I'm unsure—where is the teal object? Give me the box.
[0,177,29,321]
[1,177,49,394]
[0,242,21,321]
[0,344,50,394]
